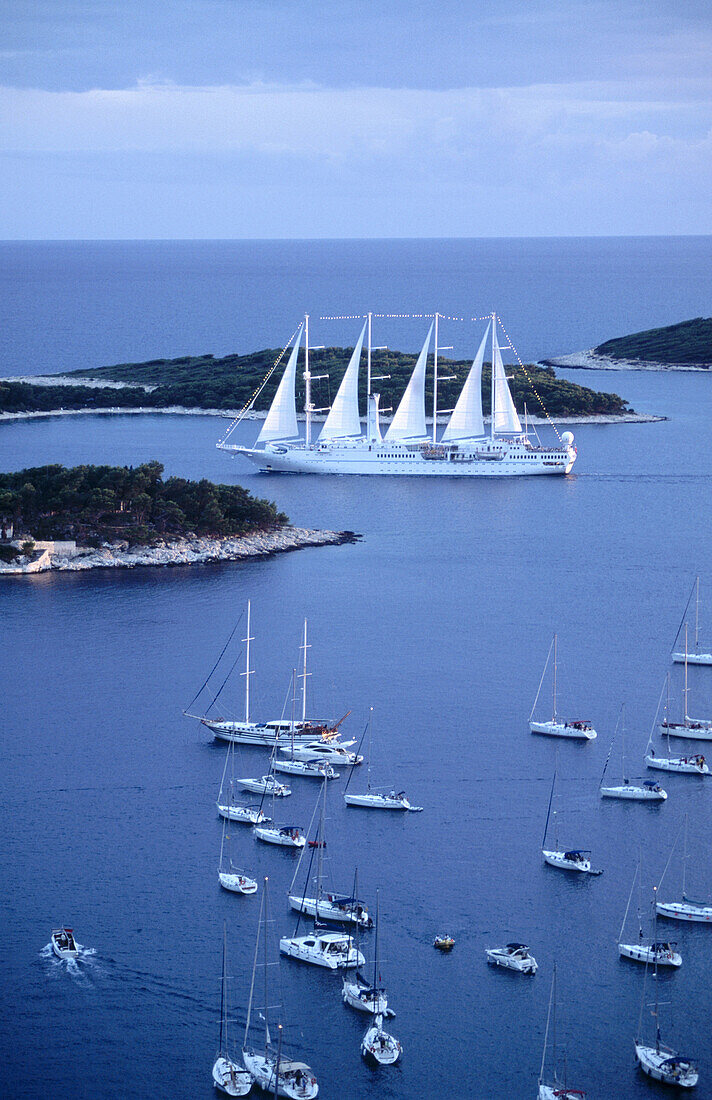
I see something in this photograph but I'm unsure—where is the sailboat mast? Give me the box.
[621,703,626,780]
[552,633,558,722]
[316,778,327,920]
[684,623,689,718]
[372,890,380,991]
[367,311,372,399]
[244,882,265,1048]
[432,312,439,443]
[540,966,555,1083]
[366,707,373,793]
[490,311,496,441]
[653,887,660,1051]
[220,921,227,1055]
[695,577,700,651]
[242,600,253,724]
[263,877,270,1056]
[300,619,310,723]
[290,668,296,753]
[304,313,312,446]
[682,813,688,898]
[666,672,671,752]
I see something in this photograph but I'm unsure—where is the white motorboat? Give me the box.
[220,313,576,479]
[51,927,79,959]
[254,824,305,848]
[238,775,291,797]
[280,930,364,969]
[673,578,712,665]
[634,1044,699,1089]
[274,759,339,780]
[213,925,252,1096]
[361,1014,402,1066]
[634,890,699,1089]
[485,943,537,973]
[530,635,596,740]
[286,742,362,766]
[662,625,712,739]
[619,941,681,966]
[242,879,319,1099]
[538,965,586,1099]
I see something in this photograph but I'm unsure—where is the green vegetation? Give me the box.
[0,462,288,546]
[595,317,712,365]
[0,345,628,418]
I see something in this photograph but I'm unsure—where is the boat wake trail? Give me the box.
[40,942,101,985]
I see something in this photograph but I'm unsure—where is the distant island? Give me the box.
[543,317,712,372]
[0,462,353,574]
[0,346,635,420]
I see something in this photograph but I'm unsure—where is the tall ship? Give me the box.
[218,313,577,476]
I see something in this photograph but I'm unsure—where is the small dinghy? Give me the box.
[274,758,339,780]
[530,635,596,740]
[486,943,537,973]
[51,927,79,959]
[433,935,455,952]
[279,930,364,970]
[361,1014,402,1066]
[254,824,305,848]
[237,775,291,797]
[213,925,252,1095]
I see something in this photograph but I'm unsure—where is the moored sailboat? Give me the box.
[645,675,709,774]
[343,708,421,811]
[220,313,577,477]
[541,768,602,875]
[600,705,667,800]
[538,965,586,1099]
[661,625,712,740]
[530,635,596,740]
[212,923,252,1095]
[673,577,712,664]
[657,817,712,923]
[618,859,681,967]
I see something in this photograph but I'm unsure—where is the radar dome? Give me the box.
[561,431,574,446]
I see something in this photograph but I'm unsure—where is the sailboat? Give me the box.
[618,859,681,967]
[634,889,699,1088]
[218,813,258,895]
[645,675,709,774]
[217,737,271,826]
[673,577,712,664]
[194,606,344,748]
[359,894,401,1066]
[274,671,341,780]
[342,871,390,1016]
[538,965,586,1099]
[253,738,306,848]
[660,625,712,739]
[600,705,667,800]
[288,781,373,927]
[541,767,602,875]
[530,635,596,740]
[242,879,319,1099]
[344,708,422,811]
[219,313,577,477]
[212,923,252,1095]
[656,816,712,923]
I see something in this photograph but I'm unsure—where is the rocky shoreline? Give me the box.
[0,526,359,576]
[542,350,711,372]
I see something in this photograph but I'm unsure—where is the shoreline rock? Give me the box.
[0,526,360,576]
[541,350,712,373]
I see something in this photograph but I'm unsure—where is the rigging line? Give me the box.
[655,818,686,893]
[208,649,244,713]
[288,790,322,895]
[496,314,563,443]
[670,578,696,655]
[542,766,557,849]
[618,861,639,943]
[599,705,622,787]
[529,635,554,722]
[182,611,243,713]
[646,677,668,752]
[343,718,370,795]
[218,322,304,446]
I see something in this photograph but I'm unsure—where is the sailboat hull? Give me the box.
[344,793,410,810]
[254,827,305,848]
[543,850,597,873]
[600,785,667,800]
[635,1043,699,1087]
[645,754,709,774]
[539,1087,586,1100]
[218,871,258,894]
[205,718,326,747]
[673,651,712,665]
[232,440,575,476]
[242,1052,319,1099]
[217,803,270,824]
[618,942,682,966]
[212,1057,252,1096]
[657,901,712,923]
[288,895,372,927]
[661,722,712,741]
[530,719,596,739]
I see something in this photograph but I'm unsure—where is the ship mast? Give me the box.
[300,619,311,723]
[241,599,254,724]
[432,312,439,443]
[304,313,311,446]
[367,311,372,399]
[490,311,497,441]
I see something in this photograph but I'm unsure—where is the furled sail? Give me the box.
[385,323,433,441]
[256,326,302,444]
[492,327,522,435]
[441,321,490,441]
[319,321,366,441]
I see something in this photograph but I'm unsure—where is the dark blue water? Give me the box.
[1,241,712,1100]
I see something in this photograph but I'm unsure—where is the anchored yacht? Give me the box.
[218,313,577,477]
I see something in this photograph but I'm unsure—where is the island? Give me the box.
[0,345,640,421]
[0,462,356,575]
[543,317,712,372]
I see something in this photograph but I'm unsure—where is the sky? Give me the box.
[2,0,711,238]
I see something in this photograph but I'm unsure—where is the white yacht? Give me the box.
[361,1015,402,1065]
[601,706,667,800]
[286,742,362,766]
[279,930,364,970]
[530,635,596,740]
[485,943,538,973]
[343,707,421,810]
[218,814,258,895]
[218,797,270,825]
[237,775,291,797]
[254,824,305,849]
[219,313,577,477]
[213,926,253,1096]
[619,941,681,967]
[541,774,602,875]
[273,759,338,780]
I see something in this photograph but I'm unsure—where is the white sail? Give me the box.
[385,323,433,441]
[492,328,522,435]
[319,322,366,441]
[256,326,302,444]
[442,322,490,441]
